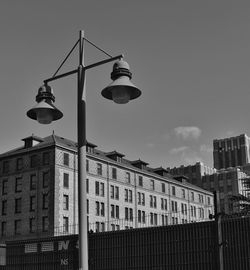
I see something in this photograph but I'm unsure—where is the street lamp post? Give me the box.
[27,30,141,270]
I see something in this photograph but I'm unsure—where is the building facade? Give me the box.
[168,162,216,188]
[0,135,214,242]
[213,134,250,170]
[169,162,249,214]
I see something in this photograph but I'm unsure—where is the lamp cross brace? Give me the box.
[44,54,124,84]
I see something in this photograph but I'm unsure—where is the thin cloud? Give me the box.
[174,126,201,140]
[169,146,189,154]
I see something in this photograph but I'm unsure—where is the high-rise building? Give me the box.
[0,134,214,243]
[213,134,250,170]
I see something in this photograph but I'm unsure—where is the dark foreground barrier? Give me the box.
[3,216,250,270]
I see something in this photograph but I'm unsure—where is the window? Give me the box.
[111,185,119,199]
[181,203,187,215]
[30,155,38,168]
[15,198,22,214]
[111,204,115,218]
[125,207,133,221]
[112,168,117,179]
[190,192,194,201]
[2,200,7,215]
[129,190,132,203]
[115,186,119,199]
[43,152,50,165]
[138,192,141,205]
[138,210,142,223]
[63,173,69,188]
[86,159,89,172]
[199,207,204,219]
[142,211,146,223]
[42,193,49,209]
[86,178,89,193]
[95,201,105,216]
[141,193,145,205]
[181,189,185,199]
[42,216,49,232]
[97,163,102,175]
[138,176,143,187]
[14,220,21,235]
[43,171,49,188]
[2,179,8,195]
[1,221,6,236]
[96,222,105,232]
[125,172,131,183]
[111,185,114,199]
[161,198,167,210]
[100,183,104,196]
[125,189,132,203]
[29,218,36,233]
[63,153,69,166]
[138,210,146,224]
[30,174,36,190]
[15,177,22,193]
[208,197,211,205]
[129,208,133,221]
[95,181,104,196]
[171,201,178,213]
[150,180,155,190]
[162,183,166,193]
[191,206,196,217]
[172,186,176,196]
[30,196,36,212]
[87,199,89,214]
[16,158,23,170]
[111,205,119,219]
[138,192,145,206]
[63,217,69,233]
[150,195,157,208]
[162,215,168,226]
[198,194,204,204]
[115,205,119,219]
[150,213,157,225]
[63,195,69,210]
[3,161,9,174]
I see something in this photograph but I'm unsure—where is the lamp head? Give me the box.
[27,84,63,124]
[101,59,141,104]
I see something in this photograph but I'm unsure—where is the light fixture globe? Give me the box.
[27,84,63,124]
[101,59,141,104]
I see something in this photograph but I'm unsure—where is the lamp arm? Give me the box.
[43,54,124,84]
[84,54,123,70]
[44,69,78,84]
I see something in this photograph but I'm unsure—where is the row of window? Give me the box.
[87,161,168,193]
[2,152,51,174]
[92,201,206,220]
[94,214,180,232]
[1,194,49,215]
[92,181,210,205]
[1,216,49,237]
[1,172,50,195]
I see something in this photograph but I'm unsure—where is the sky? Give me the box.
[0,0,250,169]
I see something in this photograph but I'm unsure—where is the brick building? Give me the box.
[213,134,250,170]
[0,134,214,242]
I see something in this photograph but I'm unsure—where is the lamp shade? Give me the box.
[101,59,141,104]
[27,100,63,124]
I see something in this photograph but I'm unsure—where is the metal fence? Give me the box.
[3,215,250,270]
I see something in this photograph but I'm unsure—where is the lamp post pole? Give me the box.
[77,30,88,270]
[27,30,141,270]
